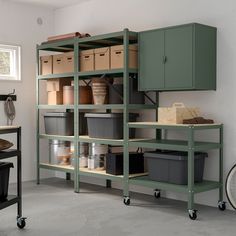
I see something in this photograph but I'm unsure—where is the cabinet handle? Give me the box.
[163,56,167,64]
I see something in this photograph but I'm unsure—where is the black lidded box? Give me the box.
[106,152,144,175]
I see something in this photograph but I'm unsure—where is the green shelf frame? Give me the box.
[36,28,223,218]
[37,72,74,80]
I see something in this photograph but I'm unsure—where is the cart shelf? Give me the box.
[129,176,221,194]
[0,196,20,211]
[129,139,222,151]
[128,122,223,130]
[0,126,26,228]
[0,149,21,160]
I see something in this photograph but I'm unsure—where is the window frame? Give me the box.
[0,43,21,81]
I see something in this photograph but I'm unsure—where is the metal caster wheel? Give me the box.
[123,197,130,206]
[154,189,161,199]
[188,210,197,220]
[218,201,226,211]
[17,217,26,229]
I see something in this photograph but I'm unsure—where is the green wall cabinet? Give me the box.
[138,23,216,91]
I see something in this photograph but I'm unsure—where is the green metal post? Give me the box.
[36,46,40,185]
[74,42,80,193]
[187,126,195,210]
[219,125,224,201]
[123,28,130,198]
[155,92,162,140]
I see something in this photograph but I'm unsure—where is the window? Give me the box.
[0,44,21,81]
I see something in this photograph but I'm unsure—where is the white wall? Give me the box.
[51,0,236,208]
[0,0,54,182]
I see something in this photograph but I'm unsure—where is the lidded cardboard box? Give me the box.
[94,47,110,70]
[110,45,138,69]
[80,49,94,72]
[40,56,53,75]
[53,52,74,74]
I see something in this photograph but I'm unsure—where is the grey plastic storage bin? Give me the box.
[44,112,87,135]
[109,79,144,104]
[85,113,138,139]
[145,151,207,185]
[44,112,74,135]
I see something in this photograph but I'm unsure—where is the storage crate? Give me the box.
[158,103,200,124]
[0,162,14,200]
[85,113,138,139]
[110,44,138,69]
[94,47,110,70]
[80,49,94,71]
[44,112,87,135]
[40,56,53,75]
[145,151,207,185]
[106,152,144,175]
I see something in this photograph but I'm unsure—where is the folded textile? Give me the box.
[183,116,214,124]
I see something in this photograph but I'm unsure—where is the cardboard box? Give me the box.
[47,91,63,105]
[111,45,138,69]
[79,49,94,71]
[64,52,74,73]
[46,78,72,92]
[53,52,74,74]
[158,103,200,124]
[40,56,53,75]
[94,47,110,70]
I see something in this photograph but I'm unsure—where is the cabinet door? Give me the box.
[139,30,165,91]
[164,25,193,89]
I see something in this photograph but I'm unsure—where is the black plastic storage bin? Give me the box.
[0,162,14,200]
[145,151,207,185]
[85,113,138,139]
[106,152,144,175]
[109,79,144,104]
[44,112,87,135]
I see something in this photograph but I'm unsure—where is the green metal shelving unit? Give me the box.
[36,28,224,220]
[36,29,154,194]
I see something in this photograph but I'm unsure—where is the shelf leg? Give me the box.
[123,28,130,200]
[187,126,195,211]
[74,42,80,193]
[219,125,224,201]
[106,180,112,188]
[17,128,22,217]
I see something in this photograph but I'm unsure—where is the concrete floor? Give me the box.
[0,178,236,236]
